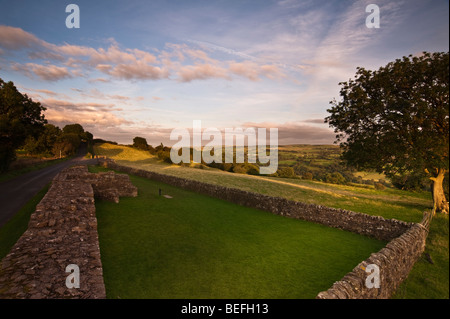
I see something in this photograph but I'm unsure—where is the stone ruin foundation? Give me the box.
[0,159,433,299]
[97,159,433,299]
[0,165,137,299]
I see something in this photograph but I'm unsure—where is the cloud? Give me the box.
[186,39,256,61]
[106,61,169,80]
[0,25,43,50]
[1,25,288,83]
[39,98,132,128]
[242,121,335,144]
[177,63,229,82]
[20,87,72,100]
[229,61,261,81]
[11,63,72,81]
[301,118,325,124]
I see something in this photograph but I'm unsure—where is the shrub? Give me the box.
[302,172,313,180]
[374,182,386,190]
[157,150,172,164]
[277,167,295,178]
[325,172,346,185]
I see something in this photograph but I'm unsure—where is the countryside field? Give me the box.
[93,142,449,299]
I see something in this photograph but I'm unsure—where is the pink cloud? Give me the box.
[11,63,72,81]
[177,63,229,82]
[229,61,285,81]
[107,62,169,80]
[1,25,289,83]
[0,25,42,50]
[229,61,261,81]
[38,98,132,128]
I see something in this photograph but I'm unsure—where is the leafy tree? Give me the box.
[325,172,346,185]
[326,52,449,214]
[23,124,62,156]
[133,136,149,150]
[53,133,81,157]
[277,166,296,178]
[63,123,84,136]
[0,78,47,171]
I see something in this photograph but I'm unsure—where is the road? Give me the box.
[0,144,98,228]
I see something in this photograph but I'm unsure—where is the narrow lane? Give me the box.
[0,146,98,228]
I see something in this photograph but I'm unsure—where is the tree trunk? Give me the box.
[430,168,449,215]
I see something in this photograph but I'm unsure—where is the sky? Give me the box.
[0,0,448,146]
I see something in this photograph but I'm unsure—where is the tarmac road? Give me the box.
[0,144,98,228]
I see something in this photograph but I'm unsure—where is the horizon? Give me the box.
[0,0,448,146]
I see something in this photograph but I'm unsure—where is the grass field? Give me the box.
[93,142,449,299]
[89,165,387,299]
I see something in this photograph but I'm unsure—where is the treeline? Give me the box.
[1,77,93,172]
[23,123,94,158]
[132,136,172,163]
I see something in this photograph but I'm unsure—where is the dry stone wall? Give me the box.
[0,158,430,299]
[98,158,431,299]
[316,213,431,299]
[0,165,137,299]
[99,159,412,241]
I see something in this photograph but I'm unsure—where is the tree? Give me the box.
[0,78,47,171]
[53,133,81,157]
[23,124,62,156]
[326,52,449,214]
[133,136,148,150]
[63,123,84,136]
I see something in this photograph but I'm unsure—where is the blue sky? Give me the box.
[0,0,448,145]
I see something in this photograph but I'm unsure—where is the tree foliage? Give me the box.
[326,52,449,213]
[133,136,149,150]
[0,78,47,171]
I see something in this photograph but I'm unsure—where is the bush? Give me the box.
[302,172,313,180]
[232,163,260,175]
[277,167,295,178]
[325,172,346,185]
[391,173,430,191]
[157,150,172,164]
[374,182,386,190]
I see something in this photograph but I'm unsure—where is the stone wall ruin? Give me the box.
[0,165,137,299]
[0,158,431,299]
[98,158,431,299]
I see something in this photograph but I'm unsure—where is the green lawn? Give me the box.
[90,165,387,299]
